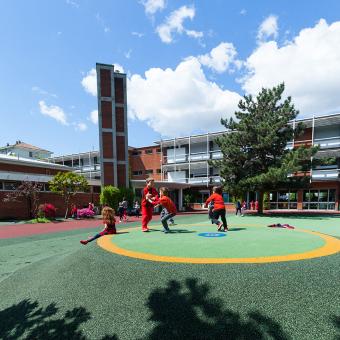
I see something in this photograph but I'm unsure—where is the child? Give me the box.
[80,207,116,245]
[241,201,247,216]
[117,201,124,223]
[121,197,128,222]
[134,200,141,218]
[141,177,159,232]
[154,187,177,233]
[205,186,228,232]
[235,200,242,216]
[70,204,78,219]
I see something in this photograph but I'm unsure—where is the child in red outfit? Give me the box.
[154,187,177,233]
[205,186,228,232]
[141,178,159,232]
[80,207,116,245]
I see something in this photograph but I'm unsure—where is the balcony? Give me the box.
[312,167,339,180]
[314,136,340,149]
[164,151,222,165]
[164,175,221,185]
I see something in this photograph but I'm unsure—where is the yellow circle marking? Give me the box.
[97,227,340,264]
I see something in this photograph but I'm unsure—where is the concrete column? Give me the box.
[178,188,183,211]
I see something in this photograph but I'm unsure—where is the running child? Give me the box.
[154,187,177,233]
[141,177,159,232]
[80,207,116,245]
[205,186,228,232]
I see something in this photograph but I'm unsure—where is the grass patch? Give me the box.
[25,217,52,224]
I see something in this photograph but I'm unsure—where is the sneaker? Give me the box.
[217,222,223,231]
[163,229,169,234]
[224,226,229,232]
[142,228,149,232]
[80,240,88,245]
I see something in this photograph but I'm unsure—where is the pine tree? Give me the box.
[212,83,318,213]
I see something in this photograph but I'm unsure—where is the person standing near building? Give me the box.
[134,200,141,218]
[141,178,159,232]
[255,200,259,211]
[235,200,242,216]
[121,197,128,222]
[250,200,255,210]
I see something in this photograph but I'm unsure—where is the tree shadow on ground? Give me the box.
[0,299,117,340]
[332,315,340,340]
[143,278,291,340]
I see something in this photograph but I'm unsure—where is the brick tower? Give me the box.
[96,63,129,188]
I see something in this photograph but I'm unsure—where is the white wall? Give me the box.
[168,171,186,182]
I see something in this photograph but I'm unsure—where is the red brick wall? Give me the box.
[103,162,114,186]
[117,164,126,187]
[115,107,125,132]
[100,69,111,97]
[0,191,100,220]
[116,136,126,161]
[102,133,113,159]
[129,146,162,180]
[114,78,124,104]
[101,101,112,129]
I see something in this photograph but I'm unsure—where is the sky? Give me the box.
[1,0,340,156]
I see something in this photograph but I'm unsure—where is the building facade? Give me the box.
[0,141,53,159]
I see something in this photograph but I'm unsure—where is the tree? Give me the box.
[100,185,120,209]
[3,181,43,218]
[212,83,318,213]
[49,172,89,218]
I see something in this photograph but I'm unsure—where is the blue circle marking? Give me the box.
[198,232,226,238]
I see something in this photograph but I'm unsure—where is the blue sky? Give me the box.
[1,0,340,156]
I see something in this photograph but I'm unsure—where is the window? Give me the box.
[156,169,161,174]
[132,151,141,156]
[93,186,101,193]
[132,170,143,176]
[94,156,98,164]
[29,151,33,157]
[269,191,297,209]
[145,169,153,174]
[4,182,19,191]
[156,148,161,153]
[303,189,336,210]
[145,149,153,154]
[44,183,51,192]
[0,182,3,190]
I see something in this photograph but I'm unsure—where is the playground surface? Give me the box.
[0,213,339,339]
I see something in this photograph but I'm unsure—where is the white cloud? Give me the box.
[242,19,340,117]
[127,57,241,136]
[32,86,58,98]
[257,15,278,43]
[39,101,68,125]
[81,68,97,96]
[90,110,98,124]
[198,42,240,73]
[66,0,79,8]
[156,5,203,43]
[96,13,110,33]
[240,9,246,15]
[124,49,132,59]
[141,0,165,15]
[132,31,145,38]
[75,122,87,131]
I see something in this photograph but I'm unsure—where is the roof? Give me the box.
[0,142,52,153]
[0,153,71,171]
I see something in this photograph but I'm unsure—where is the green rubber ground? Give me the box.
[111,224,325,258]
[0,213,339,339]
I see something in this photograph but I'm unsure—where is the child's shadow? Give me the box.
[228,228,246,232]
[115,232,129,235]
[169,229,196,234]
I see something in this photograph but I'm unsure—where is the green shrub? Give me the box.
[100,186,120,209]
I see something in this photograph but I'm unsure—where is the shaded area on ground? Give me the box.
[0,299,117,340]
[144,278,290,340]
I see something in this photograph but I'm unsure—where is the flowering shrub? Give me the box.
[77,208,95,218]
[37,203,56,219]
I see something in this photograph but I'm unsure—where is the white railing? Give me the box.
[314,136,340,149]
[164,176,221,184]
[312,168,339,179]
[164,151,222,164]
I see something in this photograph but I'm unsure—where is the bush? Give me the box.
[37,203,56,219]
[77,208,95,218]
[100,186,121,209]
[117,187,135,206]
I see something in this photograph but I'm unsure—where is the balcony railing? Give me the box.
[165,175,221,184]
[312,168,339,180]
[314,136,340,149]
[164,151,222,164]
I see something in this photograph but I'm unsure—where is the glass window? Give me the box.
[319,190,328,202]
[289,191,297,202]
[302,202,309,210]
[145,169,153,174]
[269,192,277,202]
[329,189,336,202]
[0,182,3,190]
[156,148,161,153]
[145,149,153,154]
[289,203,297,209]
[328,203,335,210]
[4,182,18,190]
[310,190,319,202]
[29,151,33,157]
[303,190,310,202]
[309,203,318,209]
[319,203,328,210]
[132,170,143,176]
[278,191,288,202]
[156,169,161,174]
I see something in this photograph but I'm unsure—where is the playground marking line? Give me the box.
[97,226,340,264]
